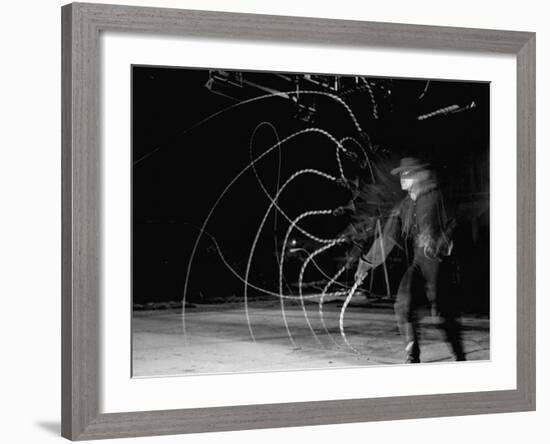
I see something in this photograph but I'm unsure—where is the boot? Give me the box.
[405,340,420,364]
[442,319,466,361]
[452,343,466,361]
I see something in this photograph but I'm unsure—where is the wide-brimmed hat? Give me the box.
[390,157,430,176]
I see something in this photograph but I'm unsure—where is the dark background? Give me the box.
[132,66,490,314]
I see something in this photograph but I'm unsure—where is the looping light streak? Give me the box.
[181,127,345,338]
[298,239,346,347]
[176,89,385,360]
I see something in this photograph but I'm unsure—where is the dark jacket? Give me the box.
[362,181,454,266]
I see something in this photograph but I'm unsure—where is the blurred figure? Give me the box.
[355,157,465,363]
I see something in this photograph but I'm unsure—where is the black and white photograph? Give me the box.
[132,66,490,377]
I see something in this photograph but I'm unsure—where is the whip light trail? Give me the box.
[175,83,387,358]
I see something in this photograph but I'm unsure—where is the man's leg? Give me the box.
[394,264,421,363]
[441,317,466,361]
[425,259,466,361]
[438,286,466,361]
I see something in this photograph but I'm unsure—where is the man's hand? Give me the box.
[354,259,372,283]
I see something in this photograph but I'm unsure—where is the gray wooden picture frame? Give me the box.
[61,2,536,440]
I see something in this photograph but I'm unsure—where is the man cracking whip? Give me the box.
[355,157,465,364]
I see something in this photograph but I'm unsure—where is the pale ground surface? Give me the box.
[132,298,490,377]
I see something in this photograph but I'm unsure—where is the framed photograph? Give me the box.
[62,2,535,440]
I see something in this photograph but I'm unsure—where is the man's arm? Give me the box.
[355,207,402,282]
